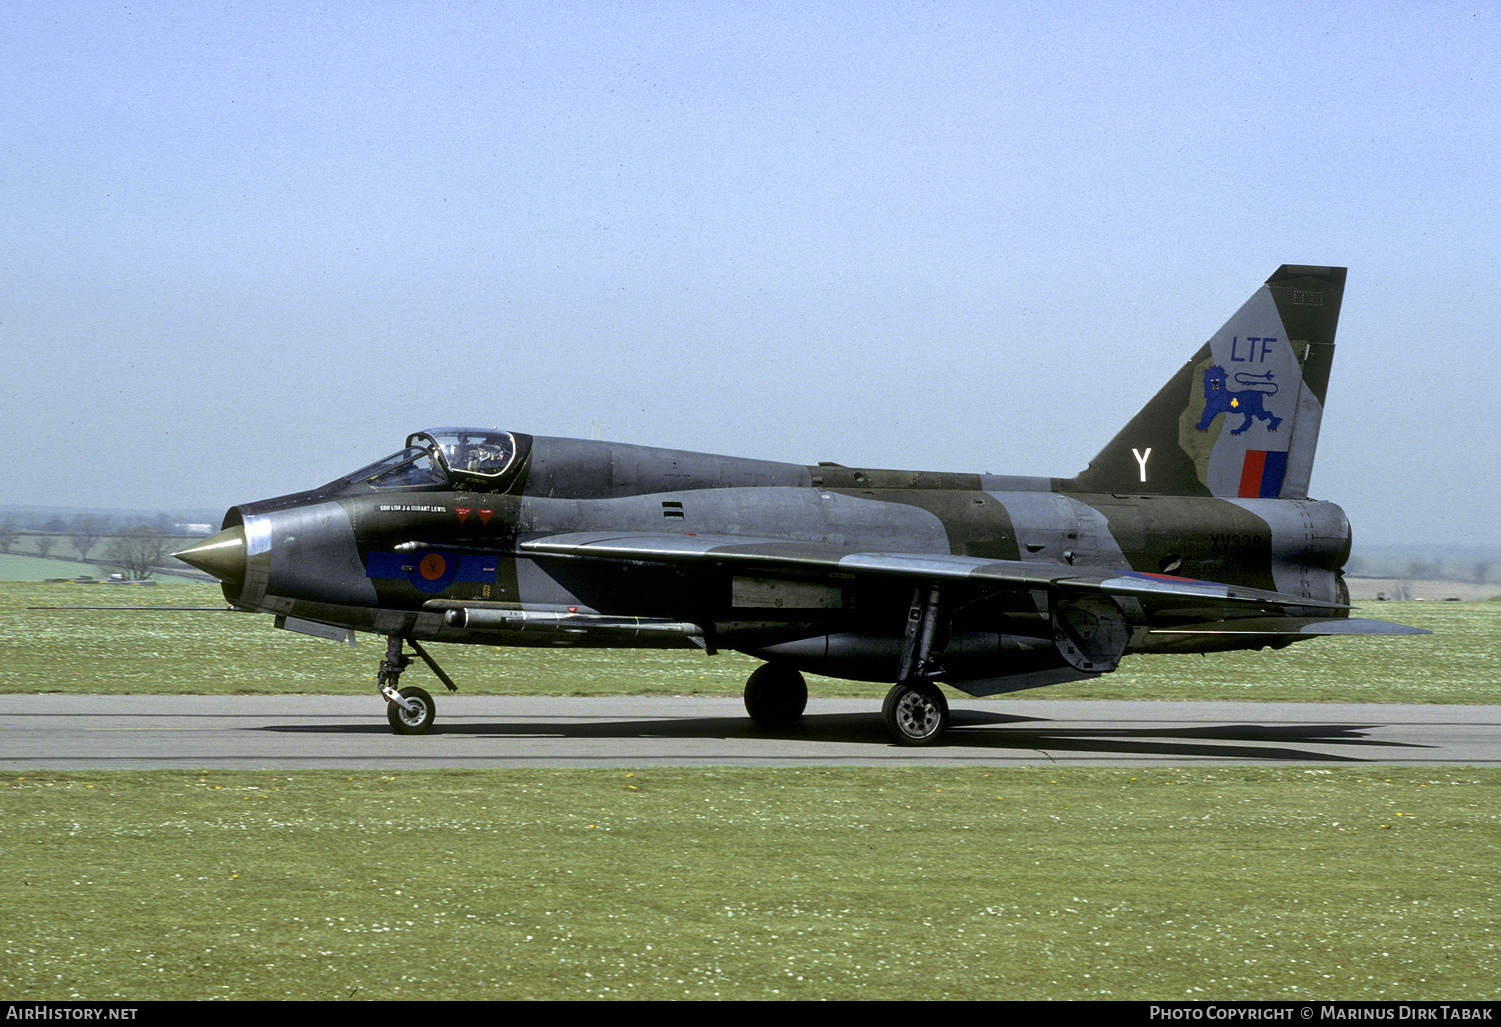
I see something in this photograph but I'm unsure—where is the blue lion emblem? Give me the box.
[1195,366,1281,435]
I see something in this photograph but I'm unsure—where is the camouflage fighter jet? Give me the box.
[174,265,1423,744]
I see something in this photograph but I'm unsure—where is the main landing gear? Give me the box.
[880,680,950,746]
[378,634,458,735]
[743,584,957,746]
[879,583,952,746]
[740,660,953,746]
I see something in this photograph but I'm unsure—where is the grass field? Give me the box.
[4,581,1498,1001]
[2,766,1496,1001]
[3,581,1498,704]
[0,553,112,580]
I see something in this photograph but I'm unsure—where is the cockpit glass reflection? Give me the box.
[410,429,519,485]
[338,447,445,489]
[368,450,445,488]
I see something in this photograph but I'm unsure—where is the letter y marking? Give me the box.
[1132,447,1151,483]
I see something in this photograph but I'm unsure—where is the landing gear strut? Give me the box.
[883,584,951,746]
[378,634,458,735]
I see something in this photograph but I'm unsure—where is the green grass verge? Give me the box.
[4,582,1499,703]
[2,767,1495,1000]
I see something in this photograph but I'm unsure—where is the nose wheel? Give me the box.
[378,634,457,735]
[386,685,435,735]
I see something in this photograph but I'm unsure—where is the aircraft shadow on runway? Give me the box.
[262,708,1434,763]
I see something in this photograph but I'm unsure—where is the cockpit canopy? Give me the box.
[335,428,527,493]
[409,429,519,484]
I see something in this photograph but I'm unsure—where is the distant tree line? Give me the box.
[1344,554,1497,584]
[0,515,210,580]
[0,509,206,535]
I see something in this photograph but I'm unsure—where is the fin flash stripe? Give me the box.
[1238,449,1288,498]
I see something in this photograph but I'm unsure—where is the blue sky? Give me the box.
[3,1,1498,545]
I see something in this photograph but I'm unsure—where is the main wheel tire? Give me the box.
[881,681,949,746]
[743,663,808,729]
[387,685,435,735]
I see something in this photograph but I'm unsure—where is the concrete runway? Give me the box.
[2,694,1498,769]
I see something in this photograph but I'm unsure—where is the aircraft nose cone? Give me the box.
[172,525,247,589]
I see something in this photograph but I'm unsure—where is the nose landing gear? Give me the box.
[377,634,458,735]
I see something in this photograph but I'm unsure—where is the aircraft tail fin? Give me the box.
[1064,265,1345,499]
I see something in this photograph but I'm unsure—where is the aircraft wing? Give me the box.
[517,531,1350,612]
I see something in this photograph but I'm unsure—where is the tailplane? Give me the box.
[1065,265,1345,499]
